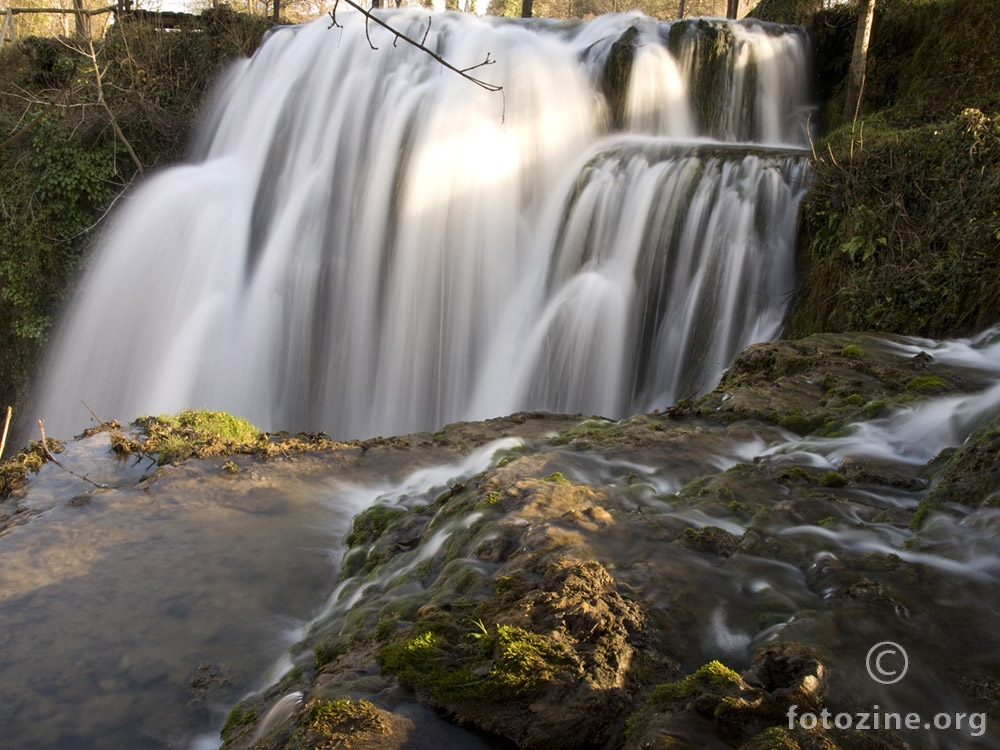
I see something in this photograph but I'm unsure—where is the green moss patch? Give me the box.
[914,415,1000,528]
[128,410,264,465]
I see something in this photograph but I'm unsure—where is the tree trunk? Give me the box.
[521,0,532,17]
[73,0,88,40]
[845,0,876,121]
[272,0,280,22]
[726,0,739,18]
[678,0,685,19]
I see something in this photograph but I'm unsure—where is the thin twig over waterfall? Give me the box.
[328,0,506,121]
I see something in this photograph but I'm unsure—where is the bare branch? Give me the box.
[81,400,111,429]
[459,53,495,75]
[0,101,56,152]
[327,0,505,120]
[364,10,378,50]
[38,419,109,489]
[420,16,431,47]
[85,36,143,176]
[0,406,11,463]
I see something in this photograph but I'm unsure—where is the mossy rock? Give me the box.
[913,414,1000,528]
[626,644,828,749]
[129,409,263,465]
[345,504,408,548]
[680,525,740,557]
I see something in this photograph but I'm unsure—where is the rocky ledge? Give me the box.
[5,332,1000,749]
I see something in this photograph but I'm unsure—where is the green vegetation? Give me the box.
[0,436,59,499]
[220,701,257,743]
[818,470,847,488]
[647,660,743,704]
[345,504,408,547]
[377,620,572,703]
[786,0,1000,339]
[490,624,569,695]
[0,9,273,419]
[128,409,263,465]
[377,630,484,700]
[792,110,1000,338]
[290,699,389,747]
[904,375,949,393]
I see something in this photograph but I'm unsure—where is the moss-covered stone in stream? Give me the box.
[625,644,827,748]
[289,457,668,750]
[913,414,1000,528]
[345,505,408,547]
[550,417,627,448]
[691,335,973,438]
[104,409,354,470]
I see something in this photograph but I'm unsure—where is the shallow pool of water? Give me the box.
[0,440,355,750]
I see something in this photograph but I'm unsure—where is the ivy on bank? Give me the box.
[0,9,273,414]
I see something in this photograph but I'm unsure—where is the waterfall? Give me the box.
[34,10,813,439]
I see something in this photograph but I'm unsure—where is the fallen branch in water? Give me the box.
[328,0,505,121]
[37,419,109,489]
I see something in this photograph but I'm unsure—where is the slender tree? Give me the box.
[73,0,87,39]
[845,0,876,120]
[521,0,532,17]
[726,0,739,18]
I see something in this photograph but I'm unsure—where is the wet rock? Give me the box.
[187,662,231,707]
[679,525,740,556]
[914,413,1000,528]
[831,578,911,619]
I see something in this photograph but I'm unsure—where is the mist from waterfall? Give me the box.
[35,10,813,439]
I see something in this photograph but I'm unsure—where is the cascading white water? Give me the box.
[35,10,813,439]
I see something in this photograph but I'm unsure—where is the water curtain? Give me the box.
[36,10,813,438]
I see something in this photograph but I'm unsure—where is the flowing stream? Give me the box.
[34,9,812,439]
[12,9,997,750]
